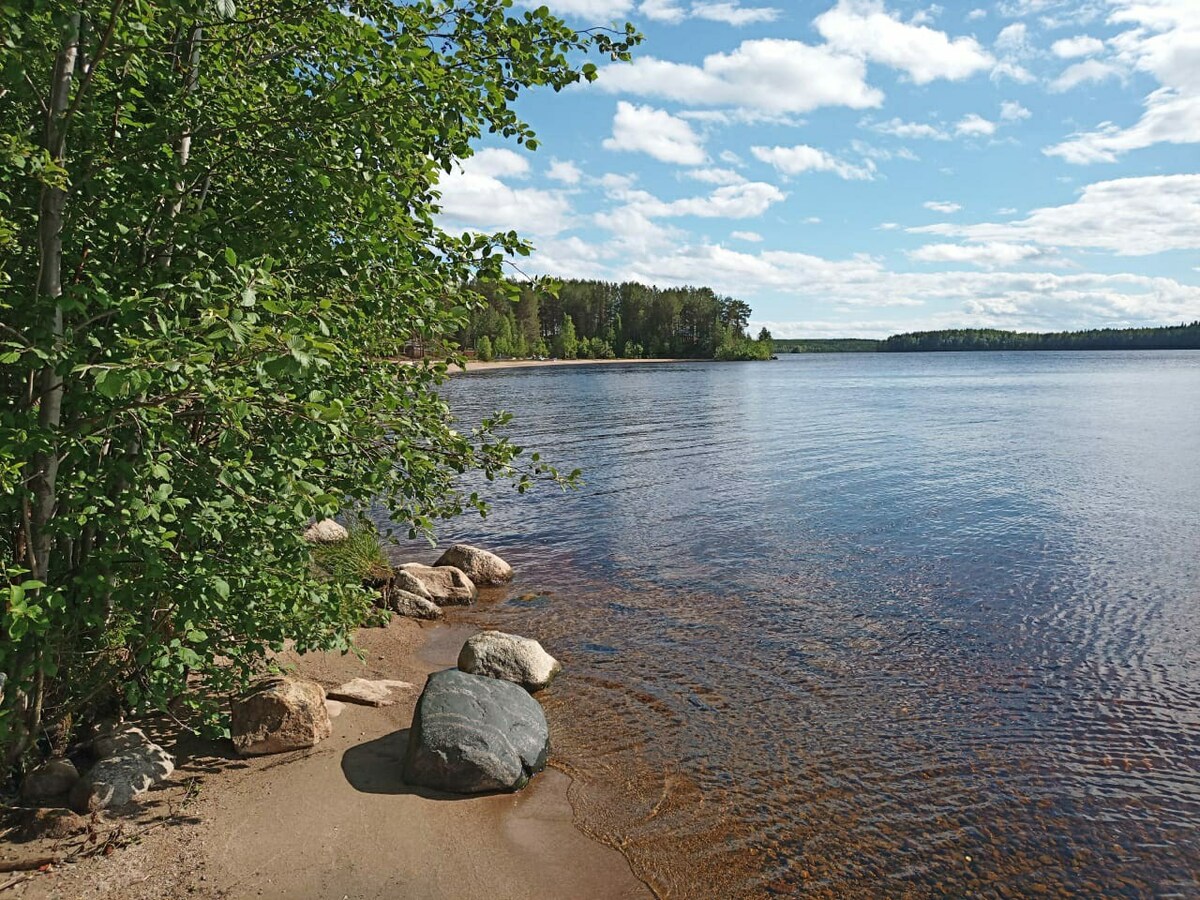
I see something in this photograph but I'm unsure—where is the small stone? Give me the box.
[386,586,443,620]
[303,519,348,543]
[433,544,513,585]
[230,677,332,756]
[458,630,562,692]
[21,758,80,802]
[326,678,413,707]
[325,699,346,718]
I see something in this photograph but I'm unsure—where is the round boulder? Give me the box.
[433,544,513,585]
[398,563,477,606]
[231,677,332,756]
[386,585,444,620]
[403,669,550,794]
[458,630,562,692]
[70,741,174,813]
[303,518,348,543]
[21,758,80,802]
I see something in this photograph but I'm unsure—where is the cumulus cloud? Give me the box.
[910,174,1200,254]
[547,159,583,184]
[602,102,707,165]
[685,167,747,185]
[692,1,779,25]
[1045,1,1200,162]
[596,39,884,114]
[1052,35,1106,58]
[955,113,997,137]
[814,0,995,84]
[437,149,572,237]
[731,230,764,242]
[909,241,1050,268]
[751,144,877,180]
[1000,100,1031,121]
[1049,59,1125,92]
[867,117,951,139]
[924,200,963,213]
[537,0,634,19]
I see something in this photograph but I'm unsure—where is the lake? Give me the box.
[388,351,1200,897]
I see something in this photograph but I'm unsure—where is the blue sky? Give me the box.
[436,0,1200,338]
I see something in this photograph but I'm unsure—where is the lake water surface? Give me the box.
[391,352,1200,897]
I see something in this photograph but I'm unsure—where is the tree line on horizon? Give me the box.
[879,322,1200,352]
[458,279,773,361]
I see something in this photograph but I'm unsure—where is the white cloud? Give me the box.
[814,0,995,84]
[1052,35,1106,58]
[967,8,986,20]
[1000,100,1031,121]
[909,241,1050,268]
[1046,1,1200,161]
[639,0,687,22]
[995,23,1029,54]
[437,149,572,237]
[924,200,963,213]
[991,60,1037,83]
[955,113,997,137]
[692,1,779,25]
[597,39,884,114]
[751,144,876,180]
[547,159,583,185]
[879,221,901,230]
[910,174,1200,255]
[648,182,788,218]
[538,0,633,19]
[731,230,764,242]
[868,116,951,139]
[686,166,747,185]
[1049,59,1125,92]
[602,102,707,165]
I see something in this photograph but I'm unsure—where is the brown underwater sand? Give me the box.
[3,618,650,900]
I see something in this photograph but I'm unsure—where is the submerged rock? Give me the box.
[387,585,444,620]
[21,758,80,802]
[230,677,332,756]
[403,669,549,794]
[458,630,561,692]
[70,742,174,812]
[433,544,513,585]
[398,563,477,606]
[303,519,348,543]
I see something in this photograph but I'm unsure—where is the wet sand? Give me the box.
[5,617,649,900]
[449,358,689,374]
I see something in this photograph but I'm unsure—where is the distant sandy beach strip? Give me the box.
[449,357,691,375]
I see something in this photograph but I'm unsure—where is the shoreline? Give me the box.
[448,357,694,374]
[6,612,650,900]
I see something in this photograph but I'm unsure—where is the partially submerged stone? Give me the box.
[398,563,477,606]
[303,518,348,543]
[326,678,414,707]
[387,585,444,620]
[403,669,550,794]
[70,742,174,813]
[231,677,332,756]
[21,758,80,802]
[433,544,513,585]
[458,630,562,692]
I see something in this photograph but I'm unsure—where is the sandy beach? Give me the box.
[448,357,691,374]
[3,615,649,900]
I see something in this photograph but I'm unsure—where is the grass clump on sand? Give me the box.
[311,521,394,585]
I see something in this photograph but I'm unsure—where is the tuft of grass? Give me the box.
[311,521,394,585]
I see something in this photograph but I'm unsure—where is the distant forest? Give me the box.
[774,339,881,353]
[459,279,772,361]
[880,322,1200,352]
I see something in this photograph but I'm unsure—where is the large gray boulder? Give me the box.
[231,677,332,756]
[21,758,80,802]
[458,630,561,692]
[403,669,549,794]
[390,569,434,601]
[398,563,477,606]
[386,585,444,620]
[70,741,174,812]
[433,544,513,585]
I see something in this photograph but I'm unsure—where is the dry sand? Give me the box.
[3,618,649,900]
[448,358,691,374]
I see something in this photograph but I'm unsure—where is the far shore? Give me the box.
[449,357,693,374]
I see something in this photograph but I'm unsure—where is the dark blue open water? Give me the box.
[388,352,1200,898]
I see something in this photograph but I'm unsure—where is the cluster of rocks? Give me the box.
[15,543,557,820]
[17,724,176,816]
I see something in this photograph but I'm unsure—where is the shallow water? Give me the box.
[386,351,1200,898]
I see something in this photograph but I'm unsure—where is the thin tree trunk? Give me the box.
[159,24,202,270]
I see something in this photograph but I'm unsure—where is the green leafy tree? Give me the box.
[476,335,494,362]
[555,314,579,359]
[0,0,636,764]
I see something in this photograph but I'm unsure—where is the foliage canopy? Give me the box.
[0,0,635,763]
